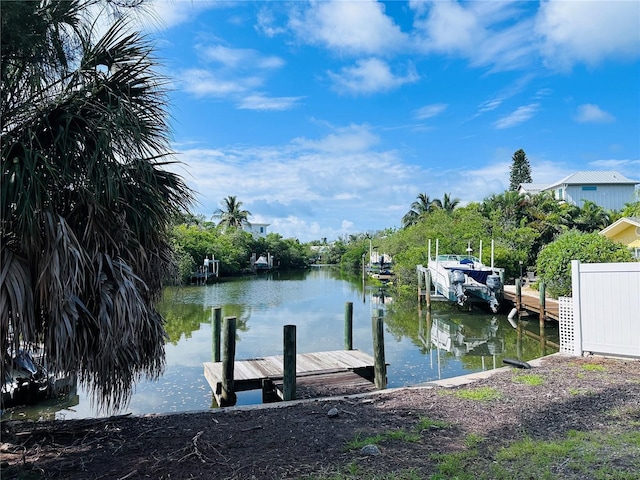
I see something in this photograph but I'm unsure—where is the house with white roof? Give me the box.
[519,171,639,211]
[517,183,548,196]
[243,222,269,238]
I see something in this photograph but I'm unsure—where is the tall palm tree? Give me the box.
[402,193,437,228]
[1,0,192,408]
[213,196,252,230]
[432,193,461,213]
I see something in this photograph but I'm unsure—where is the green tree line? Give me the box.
[322,186,638,299]
[168,212,314,282]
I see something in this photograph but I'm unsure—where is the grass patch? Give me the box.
[310,466,423,480]
[344,417,451,453]
[569,387,595,396]
[428,429,640,480]
[465,433,484,448]
[581,363,606,372]
[415,417,451,432]
[450,386,503,402]
[608,406,640,427]
[512,373,544,386]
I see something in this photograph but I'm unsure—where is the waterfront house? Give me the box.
[243,222,269,238]
[536,171,639,211]
[599,216,640,259]
[517,183,548,196]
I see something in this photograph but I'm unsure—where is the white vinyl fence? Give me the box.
[559,261,640,358]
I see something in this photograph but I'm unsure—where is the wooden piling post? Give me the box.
[221,316,237,407]
[372,315,387,389]
[417,267,423,303]
[515,278,522,313]
[344,302,353,350]
[212,306,222,362]
[283,325,296,401]
[539,282,547,351]
[539,282,546,325]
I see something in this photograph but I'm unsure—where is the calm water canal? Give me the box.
[3,266,558,420]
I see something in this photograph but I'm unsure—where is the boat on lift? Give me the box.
[424,240,504,313]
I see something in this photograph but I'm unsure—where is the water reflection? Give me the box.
[2,267,558,420]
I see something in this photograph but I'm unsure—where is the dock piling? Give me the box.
[344,302,353,350]
[283,325,297,401]
[372,315,387,389]
[212,306,222,362]
[221,316,237,407]
[539,282,547,350]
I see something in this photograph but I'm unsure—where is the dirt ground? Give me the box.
[1,354,639,479]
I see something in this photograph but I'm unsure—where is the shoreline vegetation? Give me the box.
[2,354,639,479]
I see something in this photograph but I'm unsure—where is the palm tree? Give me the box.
[432,193,461,213]
[482,191,529,227]
[1,0,192,408]
[213,196,252,230]
[575,200,611,232]
[402,193,437,228]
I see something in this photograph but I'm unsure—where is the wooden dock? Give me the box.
[503,285,559,321]
[204,349,377,406]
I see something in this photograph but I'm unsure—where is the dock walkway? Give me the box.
[204,349,376,405]
[503,285,559,321]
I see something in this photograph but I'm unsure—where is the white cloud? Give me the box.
[415,103,448,120]
[494,103,540,129]
[292,124,380,153]
[328,58,419,95]
[536,1,640,70]
[238,94,304,111]
[169,125,563,241]
[181,45,297,110]
[587,159,640,178]
[574,104,615,124]
[411,1,537,71]
[289,0,408,56]
[181,69,259,97]
[199,45,285,70]
[146,0,224,31]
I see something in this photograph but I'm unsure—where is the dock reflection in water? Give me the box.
[2,267,558,420]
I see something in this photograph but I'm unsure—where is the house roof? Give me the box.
[518,183,548,193]
[544,171,640,190]
[599,217,640,238]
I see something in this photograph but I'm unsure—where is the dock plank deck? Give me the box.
[272,369,378,400]
[503,285,559,321]
[203,349,376,403]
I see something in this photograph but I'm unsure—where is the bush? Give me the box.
[536,230,634,297]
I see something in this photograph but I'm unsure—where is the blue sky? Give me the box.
[136,1,638,242]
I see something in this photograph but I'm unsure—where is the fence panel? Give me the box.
[572,261,640,358]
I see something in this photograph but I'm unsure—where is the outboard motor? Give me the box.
[451,270,466,285]
[450,270,467,306]
[486,275,502,313]
[486,274,502,291]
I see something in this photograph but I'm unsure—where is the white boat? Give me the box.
[425,240,504,313]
